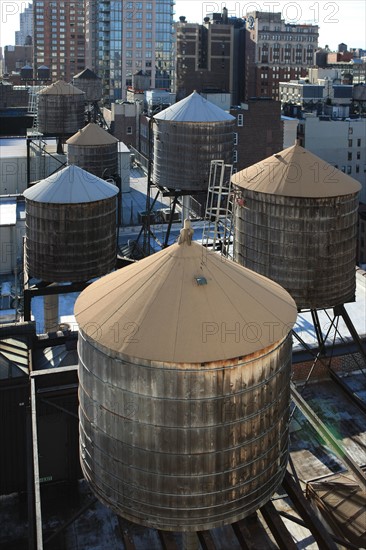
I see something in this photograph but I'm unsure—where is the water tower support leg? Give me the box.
[182,531,199,550]
[163,195,179,248]
[310,309,326,351]
[333,304,366,361]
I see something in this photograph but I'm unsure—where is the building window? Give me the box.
[357,151,361,160]
[348,139,353,147]
[233,150,237,163]
[347,166,351,174]
[127,126,133,135]
[348,152,352,161]
[234,132,238,145]
[357,138,361,147]
[356,165,360,173]
[237,114,243,126]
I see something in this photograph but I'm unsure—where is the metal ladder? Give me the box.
[202,160,234,259]
[28,86,42,134]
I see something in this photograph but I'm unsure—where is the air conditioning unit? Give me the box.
[138,211,156,225]
[159,208,181,223]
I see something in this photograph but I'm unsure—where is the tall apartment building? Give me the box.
[33,0,85,82]
[175,11,245,103]
[85,0,175,105]
[15,3,33,46]
[245,11,319,100]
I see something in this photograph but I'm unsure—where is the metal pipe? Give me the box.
[30,377,43,549]
[26,402,36,550]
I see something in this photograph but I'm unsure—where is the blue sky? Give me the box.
[0,1,365,51]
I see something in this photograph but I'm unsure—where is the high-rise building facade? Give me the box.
[175,12,245,104]
[33,0,85,82]
[245,11,319,100]
[15,3,34,46]
[85,0,175,105]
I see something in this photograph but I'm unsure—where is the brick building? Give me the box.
[245,11,319,100]
[230,98,283,171]
[3,46,33,75]
[33,0,85,82]
[175,11,245,104]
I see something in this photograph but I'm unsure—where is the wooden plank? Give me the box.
[283,472,338,550]
[260,501,297,550]
[231,520,256,550]
[118,518,136,550]
[158,530,180,550]
[197,530,216,550]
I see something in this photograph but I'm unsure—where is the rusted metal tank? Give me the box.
[232,144,361,310]
[152,91,235,192]
[66,123,119,179]
[37,80,85,135]
[74,221,297,531]
[23,165,118,282]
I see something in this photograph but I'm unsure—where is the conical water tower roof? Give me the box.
[66,123,119,146]
[38,80,85,95]
[153,91,235,122]
[23,165,118,204]
[73,68,101,80]
[232,143,361,198]
[75,222,297,364]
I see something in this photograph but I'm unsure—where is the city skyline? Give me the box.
[0,1,365,51]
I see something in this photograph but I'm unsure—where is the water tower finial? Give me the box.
[178,219,194,245]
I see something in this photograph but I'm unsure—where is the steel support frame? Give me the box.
[277,510,360,550]
[259,501,298,550]
[26,135,67,187]
[290,383,366,492]
[23,281,92,324]
[296,305,366,363]
[282,472,339,550]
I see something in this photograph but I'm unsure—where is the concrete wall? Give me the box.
[299,116,366,203]
[118,143,130,193]
[0,214,24,277]
[282,117,299,149]
[0,154,66,195]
